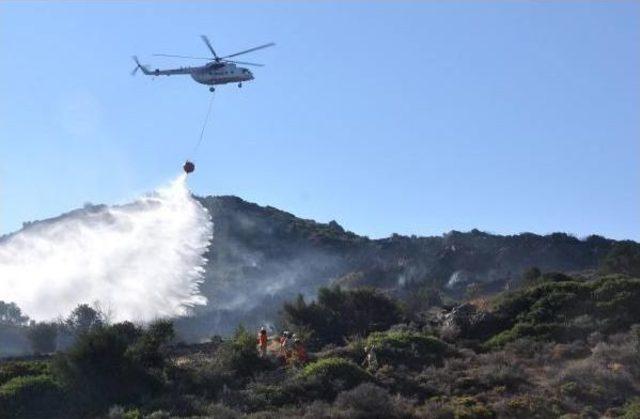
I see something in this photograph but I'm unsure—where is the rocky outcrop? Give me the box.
[438,303,501,341]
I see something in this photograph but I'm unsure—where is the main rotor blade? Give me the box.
[200,35,219,59]
[221,42,275,59]
[153,54,212,60]
[222,59,264,67]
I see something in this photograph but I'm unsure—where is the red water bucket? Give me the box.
[183,161,195,174]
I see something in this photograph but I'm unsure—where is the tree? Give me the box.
[215,325,265,377]
[27,322,58,354]
[601,241,640,277]
[0,301,29,326]
[283,287,401,348]
[128,320,174,369]
[53,321,170,414]
[65,304,104,336]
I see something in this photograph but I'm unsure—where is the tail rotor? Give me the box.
[130,56,148,76]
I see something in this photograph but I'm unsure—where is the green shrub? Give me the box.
[299,357,372,399]
[283,287,401,349]
[557,360,636,409]
[484,276,640,346]
[127,319,174,369]
[53,321,169,414]
[0,361,50,386]
[366,330,448,369]
[333,383,404,419]
[619,398,640,419]
[474,353,528,392]
[492,395,563,418]
[107,405,143,419]
[246,383,295,409]
[600,241,640,277]
[214,325,270,377]
[0,374,69,419]
[202,403,240,419]
[421,395,495,419]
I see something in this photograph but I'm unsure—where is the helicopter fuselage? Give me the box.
[132,35,271,89]
[190,62,254,86]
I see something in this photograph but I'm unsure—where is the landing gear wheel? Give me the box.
[238,83,242,88]
[209,87,215,92]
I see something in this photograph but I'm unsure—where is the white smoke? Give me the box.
[0,174,213,322]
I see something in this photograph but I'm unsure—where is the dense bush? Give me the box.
[485,275,640,346]
[3,271,639,418]
[333,383,406,419]
[554,331,640,411]
[0,361,49,386]
[0,374,69,419]
[128,319,174,369]
[419,395,495,418]
[617,398,640,418]
[283,287,401,348]
[600,241,640,277]
[419,349,529,399]
[491,394,562,418]
[298,357,372,399]
[53,320,171,414]
[214,325,270,377]
[366,330,448,369]
[474,352,529,392]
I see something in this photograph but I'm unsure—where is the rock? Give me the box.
[439,303,499,340]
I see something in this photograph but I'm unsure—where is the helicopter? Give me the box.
[132,35,274,91]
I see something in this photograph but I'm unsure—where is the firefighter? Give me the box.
[279,331,290,364]
[257,326,268,358]
[363,345,378,371]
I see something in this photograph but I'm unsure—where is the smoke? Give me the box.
[0,174,213,322]
[446,270,471,289]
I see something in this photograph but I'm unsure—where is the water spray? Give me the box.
[0,175,213,322]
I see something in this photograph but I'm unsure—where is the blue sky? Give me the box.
[1,2,639,240]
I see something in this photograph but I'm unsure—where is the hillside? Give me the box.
[4,193,633,341]
[179,195,628,339]
[2,195,640,418]
[2,272,640,418]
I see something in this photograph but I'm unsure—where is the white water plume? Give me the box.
[0,174,213,322]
